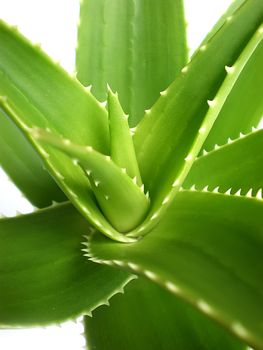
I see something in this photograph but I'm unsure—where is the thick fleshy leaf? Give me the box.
[76,0,187,126]
[85,278,246,350]
[0,203,134,326]
[0,22,129,242]
[88,191,263,349]
[202,38,263,151]
[184,129,263,195]
[199,0,247,45]
[0,108,65,207]
[134,0,263,202]
[108,88,142,185]
[35,129,149,234]
[131,17,263,237]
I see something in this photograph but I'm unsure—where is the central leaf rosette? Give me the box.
[34,88,150,233]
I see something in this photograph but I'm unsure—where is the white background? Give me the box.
[0,1,233,349]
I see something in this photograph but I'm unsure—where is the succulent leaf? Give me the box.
[0,203,134,326]
[76,0,188,126]
[85,278,246,350]
[0,108,65,207]
[0,21,132,242]
[203,37,263,151]
[134,0,262,201]
[130,18,263,237]
[184,128,263,194]
[35,128,149,234]
[108,88,142,185]
[88,191,263,349]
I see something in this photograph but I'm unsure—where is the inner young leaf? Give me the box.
[34,128,150,233]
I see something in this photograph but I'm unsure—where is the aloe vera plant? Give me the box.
[0,0,263,349]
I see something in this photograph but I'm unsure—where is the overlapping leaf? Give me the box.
[0,203,133,326]
[184,129,263,194]
[76,0,187,126]
[130,11,263,237]
[85,278,245,350]
[0,108,65,207]
[0,21,130,241]
[34,128,149,234]
[135,0,263,205]
[88,191,263,349]
[202,39,263,151]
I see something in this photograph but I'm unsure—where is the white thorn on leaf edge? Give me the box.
[85,146,93,152]
[132,176,137,184]
[99,100,107,108]
[173,179,180,187]
[235,189,241,196]
[256,188,262,199]
[225,188,232,195]
[207,99,216,107]
[225,65,235,74]
[213,186,219,193]
[246,188,253,197]
[85,85,92,92]
[185,154,193,162]
[199,126,206,134]
[190,184,196,191]
[160,90,168,96]
[197,300,214,315]
[231,322,249,338]
[200,44,207,52]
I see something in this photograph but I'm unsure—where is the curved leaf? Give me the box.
[0,22,123,240]
[184,129,263,195]
[35,129,149,236]
[108,88,142,184]
[130,17,263,237]
[134,0,263,202]
[85,278,246,350]
[88,191,263,349]
[76,0,187,126]
[0,203,134,326]
[0,108,65,207]
[202,38,263,151]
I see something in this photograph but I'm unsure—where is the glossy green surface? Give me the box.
[0,0,262,349]
[35,129,149,234]
[89,191,263,349]
[85,278,245,350]
[0,109,65,207]
[108,89,142,184]
[0,203,133,325]
[76,0,187,126]
[185,129,263,194]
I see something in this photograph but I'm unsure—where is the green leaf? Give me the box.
[35,128,149,234]
[184,129,263,195]
[85,278,246,350]
[0,22,128,241]
[198,0,247,46]
[0,108,65,207]
[131,16,263,237]
[0,203,134,326]
[88,191,263,349]
[107,88,142,185]
[76,0,187,126]
[202,38,263,152]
